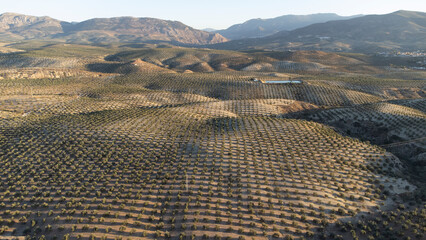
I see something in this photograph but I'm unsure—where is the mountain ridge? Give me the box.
[216,13,361,40]
[212,10,426,52]
[0,12,228,45]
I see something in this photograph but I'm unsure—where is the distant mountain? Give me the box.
[60,17,227,44]
[213,10,426,52]
[0,12,69,41]
[0,13,228,45]
[202,28,217,32]
[216,13,360,40]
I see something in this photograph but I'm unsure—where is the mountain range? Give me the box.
[0,10,425,52]
[212,10,426,52]
[216,13,361,40]
[0,12,227,45]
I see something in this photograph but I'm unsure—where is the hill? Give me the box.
[1,70,422,239]
[99,46,386,74]
[0,41,425,239]
[0,13,228,45]
[216,13,358,40]
[213,10,426,52]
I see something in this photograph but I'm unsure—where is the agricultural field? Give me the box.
[0,43,425,240]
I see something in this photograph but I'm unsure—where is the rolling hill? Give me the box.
[0,13,228,45]
[216,13,359,40]
[0,36,425,239]
[212,10,426,52]
[1,67,424,239]
[97,46,385,74]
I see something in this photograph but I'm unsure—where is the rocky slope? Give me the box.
[0,12,67,41]
[59,17,227,44]
[0,13,227,45]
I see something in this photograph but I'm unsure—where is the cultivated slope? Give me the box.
[0,73,410,239]
[101,47,383,73]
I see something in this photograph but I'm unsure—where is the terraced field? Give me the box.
[0,45,425,240]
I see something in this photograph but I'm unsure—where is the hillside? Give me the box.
[0,41,425,239]
[98,46,387,74]
[1,66,425,239]
[213,10,426,52]
[0,42,423,77]
[60,17,227,44]
[217,13,358,40]
[0,13,228,45]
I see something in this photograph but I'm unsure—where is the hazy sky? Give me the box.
[1,0,425,29]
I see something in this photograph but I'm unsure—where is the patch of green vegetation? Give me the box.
[6,40,65,51]
[18,43,119,58]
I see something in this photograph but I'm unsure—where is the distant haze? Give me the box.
[1,0,425,29]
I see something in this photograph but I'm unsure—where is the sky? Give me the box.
[1,0,425,30]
